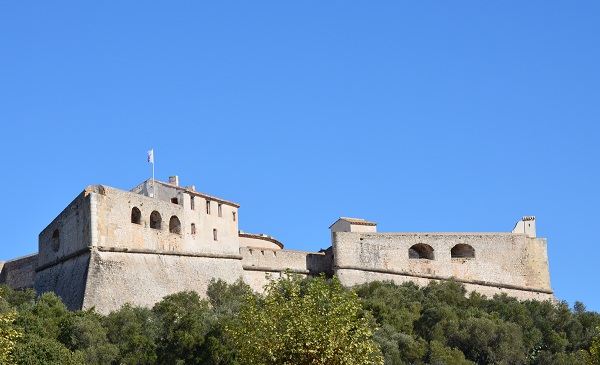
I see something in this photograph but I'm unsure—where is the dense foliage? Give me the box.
[227,274,383,364]
[0,277,599,365]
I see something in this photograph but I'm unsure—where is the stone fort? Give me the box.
[0,176,553,313]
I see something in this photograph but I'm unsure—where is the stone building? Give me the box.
[0,177,553,313]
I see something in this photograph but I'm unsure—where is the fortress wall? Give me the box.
[38,189,92,267]
[333,232,552,292]
[180,192,239,255]
[522,238,552,289]
[152,182,240,254]
[0,254,37,289]
[94,186,185,252]
[34,252,91,311]
[96,186,239,255]
[336,268,555,302]
[240,247,332,292]
[82,249,245,314]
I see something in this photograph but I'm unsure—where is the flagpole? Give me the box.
[152,147,155,198]
[148,148,155,198]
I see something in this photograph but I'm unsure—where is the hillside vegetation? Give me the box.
[0,276,599,365]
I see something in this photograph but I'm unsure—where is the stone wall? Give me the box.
[97,184,240,256]
[0,179,555,312]
[35,252,91,311]
[82,248,244,314]
[38,188,93,268]
[240,247,333,292]
[332,231,552,299]
[0,254,37,290]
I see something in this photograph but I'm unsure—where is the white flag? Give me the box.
[147,149,154,163]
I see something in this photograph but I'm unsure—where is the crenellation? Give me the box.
[0,178,554,313]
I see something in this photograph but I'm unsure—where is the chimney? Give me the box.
[169,176,179,186]
[511,216,536,238]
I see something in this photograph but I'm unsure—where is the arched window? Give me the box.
[451,244,475,259]
[408,244,434,260]
[150,211,162,230]
[169,216,181,234]
[131,207,141,224]
[52,229,60,252]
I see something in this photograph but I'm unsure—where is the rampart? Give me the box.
[332,231,553,301]
[0,254,38,290]
[241,246,333,292]
[0,177,554,313]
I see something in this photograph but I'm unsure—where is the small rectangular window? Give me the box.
[232,212,236,221]
[206,200,211,214]
[218,204,222,217]
[213,228,218,241]
[190,196,195,210]
[191,223,196,235]
[171,198,178,204]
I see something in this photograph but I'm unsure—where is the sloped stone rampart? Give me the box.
[0,254,37,290]
[82,248,245,314]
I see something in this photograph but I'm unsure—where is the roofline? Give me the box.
[239,232,284,249]
[153,180,240,208]
[329,217,378,229]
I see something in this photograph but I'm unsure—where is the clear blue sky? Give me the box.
[1,2,599,311]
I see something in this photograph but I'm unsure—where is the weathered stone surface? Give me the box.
[0,178,554,312]
[0,254,37,290]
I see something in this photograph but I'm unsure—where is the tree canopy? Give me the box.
[0,277,599,365]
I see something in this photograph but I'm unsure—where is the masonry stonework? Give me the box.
[0,177,554,313]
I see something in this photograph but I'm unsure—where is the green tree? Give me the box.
[152,291,213,365]
[104,304,158,365]
[228,274,383,365]
[0,310,21,365]
[60,309,119,364]
[590,326,600,364]
[11,292,82,365]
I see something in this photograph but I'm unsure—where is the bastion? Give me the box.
[0,176,553,313]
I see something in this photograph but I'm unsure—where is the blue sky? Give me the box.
[1,2,599,311]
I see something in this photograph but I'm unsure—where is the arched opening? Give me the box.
[52,229,60,252]
[451,244,475,259]
[131,207,141,224]
[408,244,434,260]
[150,211,162,230]
[169,216,181,234]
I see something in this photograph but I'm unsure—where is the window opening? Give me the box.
[131,207,141,224]
[233,212,236,221]
[218,203,222,217]
[190,196,195,210]
[451,244,475,259]
[150,211,162,230]
[213,229,218,241]
[169,216,181,234]
[206,200,211,214]
[191,223,196,235]
[171,198,178,204]
[52,229,60,252]
[408,244,434,260]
